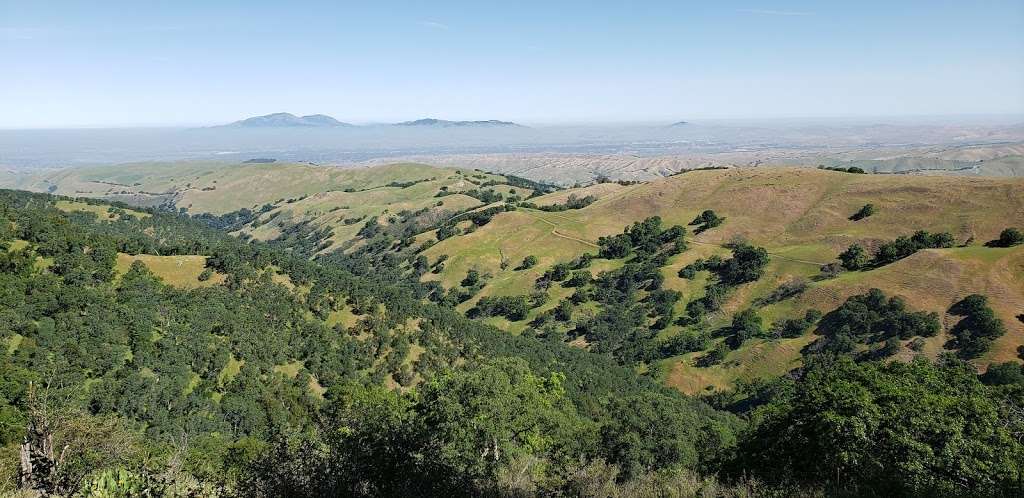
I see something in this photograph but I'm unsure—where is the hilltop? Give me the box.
[220,112,352,127]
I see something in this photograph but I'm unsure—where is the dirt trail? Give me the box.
[521,210,600,248]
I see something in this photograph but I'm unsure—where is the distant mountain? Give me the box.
[394,118,522,128]
[222,113,351,128]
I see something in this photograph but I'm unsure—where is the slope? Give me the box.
[421,167,1024,393]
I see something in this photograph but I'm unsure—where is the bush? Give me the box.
[563,270,592,288]
[849,203,876,221]
[461,269,481,287]
[754,278,807,306]
[516,255,538,270]
[771,309,822,339]
[198,267,213,281]
[987,227,1023,247]
[689,210,724,233]
[697,342,730,367]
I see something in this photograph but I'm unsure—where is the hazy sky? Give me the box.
[2,0,1022,128]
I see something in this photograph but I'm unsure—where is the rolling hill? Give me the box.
[4,161,1023,395]
[416,167,1024,392]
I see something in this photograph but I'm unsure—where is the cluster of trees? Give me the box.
[731,356,1023,496]
[557,218,691,363]
[455,187,504,204]
[596,216,687,260]
[770,309,824,339]
[679,244,770,323]
[818,165,868,174]
[949,294,1007,358]
[467,294,530,321]
[1,189,757,496]
[239,358,743,497]
[520,193,597,212]
[810,288,941,358]
[479,173,559,197]
[839,230,955,270]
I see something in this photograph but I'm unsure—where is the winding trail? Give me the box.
[521,210,600,248]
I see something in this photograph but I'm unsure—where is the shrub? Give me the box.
[987,227,1023,247]
[516,255,538,270]
[849,203,876,221]
[461,269,481,287]
[198,267,213,281]
[715,244,769,285]
[754,278,808,306]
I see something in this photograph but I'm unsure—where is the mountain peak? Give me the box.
[222,113,351,128]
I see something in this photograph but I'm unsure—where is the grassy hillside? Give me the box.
[2,161,544,250]
[114,253,225,289]
[422,167,1024,393]
[7,162,1023,394]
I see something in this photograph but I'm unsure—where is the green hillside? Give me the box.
[8,163,1023,396]
[2,171,1023,496]
[420,167,1024,393]
[2,161,552,252]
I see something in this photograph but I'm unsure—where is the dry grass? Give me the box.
[427,167,1024,392]
[114,253,225,289]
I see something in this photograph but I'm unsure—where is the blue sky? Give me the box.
[1,0,1022,127]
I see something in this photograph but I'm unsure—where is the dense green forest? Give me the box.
[1,189,1022,497]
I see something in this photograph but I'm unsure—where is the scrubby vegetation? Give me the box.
[849,203,876,221]
[689,209,724,233]
[680,244,770,323]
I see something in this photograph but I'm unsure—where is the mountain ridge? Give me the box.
[220,112,352,128]
[394,118,523,127]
